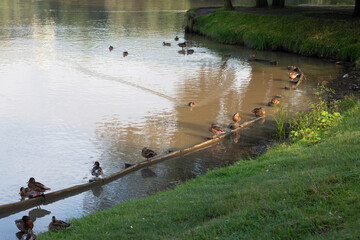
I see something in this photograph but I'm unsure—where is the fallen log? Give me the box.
[224,54,278,65]
[0,116,265,218]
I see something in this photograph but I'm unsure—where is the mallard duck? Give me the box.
[289,71,300,81]
[21,229,37,240]
[48,216,71,231]
[123,51,128,57]
[251,107,266,117]
[209,124,226,138]
[178,42,186,50]
[232,112,241,123]
[19,187,31,197]
[15,216,33,232]
[188,102,195,108]
[27,177,50,197]
[268,96,281,106]
[162,42,171,46]
[174,36,179,41]
[186,49,194,55]
[109,46,114,52]
[91,161,103,178]
[142,147,157,161]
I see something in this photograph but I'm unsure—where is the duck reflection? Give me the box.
[91,186,103,198]
[141,168,157,178]
[29,208,51,222]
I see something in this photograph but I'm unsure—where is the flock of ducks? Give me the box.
[15,215,70,239]
[109,36,195,56]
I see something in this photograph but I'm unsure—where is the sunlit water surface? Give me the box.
[0,0,345,238]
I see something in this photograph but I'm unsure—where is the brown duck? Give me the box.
[15,215,34,233]
[27,177,50,197]
[232,112,241,123]
[109,46,114,51]
[20,229,37,240]
[251,107,266,117]
[268,96,281,106]
[188,102,195,108]
[142,147,157,161]
[209,124,226,138]
[19,187,31,197]
[162,42,171,46]
[123,51,128,57]
[48,216,71,231]
[178,42,186,50]
[174,36,179,41]
[186,49,194,55]
[289,71,300,81]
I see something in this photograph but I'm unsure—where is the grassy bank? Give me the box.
[40,100,360,239]
[188,8,360,64]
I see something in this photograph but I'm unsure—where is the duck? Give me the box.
[21,229,37,240]
[289,71,300,81]
[162,42,171,46]
[15,215,34,233]
[178,49,185,55]
[48,216,71,231]
[251,107,266,117]
[178,42,186,50]
[250,53,256,59]
[91,161,103,178]
[186,49,194,55]
[209,124,226,138]
[268,96,281,106]
[232,112,241,123]
[188,102,195,108]
[349,83,359,91]
[27,177,50,197]
[123,51,128,57]
[109,46,114,51]
[19,187,31,197]
[142,147,157,161]
[174,36,179,41]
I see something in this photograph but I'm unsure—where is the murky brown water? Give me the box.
[0,0,346,238]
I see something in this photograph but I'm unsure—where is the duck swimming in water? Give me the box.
[188,102,195,108]
[142,147,157,161]
[123,51,128,57]
[251,107,266,117]
[186,49,194,55]
[27,177,50,198]
[268,96,281,106]
[109,46,114,51]
[48,216,71,231]
[174,36,179,41]
[162,42,171,46]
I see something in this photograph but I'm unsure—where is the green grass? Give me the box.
[39,101,360,239]
[190,8,360,63]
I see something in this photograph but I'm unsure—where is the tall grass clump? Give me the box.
[273,104,291,140]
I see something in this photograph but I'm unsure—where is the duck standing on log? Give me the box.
[142,147,157,161]
[27,177,50,198]
[91,161,103,181]
[251,107,266,117]
[209,124,226,138]
[15,215,34,233]
[48,216,71,231]
[230,112,241,129]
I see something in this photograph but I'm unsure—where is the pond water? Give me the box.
[0,0,345,238]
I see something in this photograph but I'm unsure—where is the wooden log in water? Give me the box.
[0,116,265,218]
[224,54,278,65]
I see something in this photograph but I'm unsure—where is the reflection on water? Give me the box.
[0,0,346,238]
